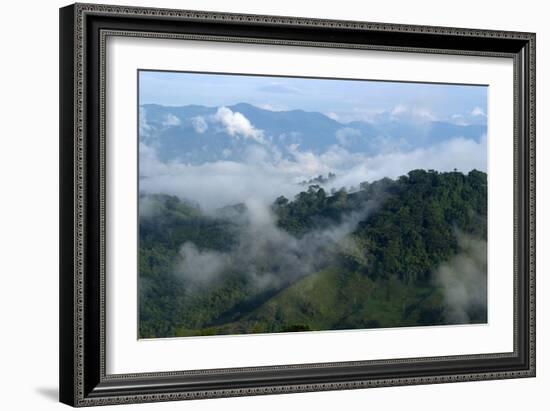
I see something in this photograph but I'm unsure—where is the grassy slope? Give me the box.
[175,266,447,337]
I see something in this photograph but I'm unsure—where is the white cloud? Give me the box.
[139,106,152,138]
[284,144,329,176]
[139,195,163,219]
[140,151,302,211]
[191,116,208,134]
[411,107,437,121]
[335,108,386,123]
[471,107,487,117]
[391,104,408,116]
[335,127,361,147]
[325,112,340,121]
[451,113,469,126]
[213,107,265,144]
[329,135,486,190]
[139,142,169,177]
[450,107,488,126]
[389,104,437,122]
[162,113,181,127]
[259,82,301,94]
[435,233,487,323]
[257,103,288,112]
[332,105,437,124]
[178,242,231,285]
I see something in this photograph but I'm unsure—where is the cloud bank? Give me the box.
[139,131,486,211]
[162,113,181,127]
[213,107,265,144]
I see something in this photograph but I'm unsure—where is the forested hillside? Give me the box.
[139,169,487,338]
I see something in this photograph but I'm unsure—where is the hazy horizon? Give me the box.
[139,70,488,126]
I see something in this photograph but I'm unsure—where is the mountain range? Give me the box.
[139,103,487,164]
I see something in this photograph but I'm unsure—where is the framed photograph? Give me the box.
[59,3,536,407]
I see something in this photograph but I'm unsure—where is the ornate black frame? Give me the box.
[59,3,536,407]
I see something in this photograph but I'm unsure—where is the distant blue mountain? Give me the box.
[139,103,486,164]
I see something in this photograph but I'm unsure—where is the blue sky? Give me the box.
[139,70,487,125]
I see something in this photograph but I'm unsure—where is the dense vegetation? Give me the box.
[139,169,487,338]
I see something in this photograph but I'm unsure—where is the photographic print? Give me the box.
[138,71,488,339]
[60,6,536,404]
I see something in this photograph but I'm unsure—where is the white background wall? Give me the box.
[0,0,546,409]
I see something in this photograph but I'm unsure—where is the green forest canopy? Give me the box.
[139,169,487,338]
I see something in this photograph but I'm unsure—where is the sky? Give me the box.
[139,70,488,124]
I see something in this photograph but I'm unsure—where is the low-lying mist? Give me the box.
[175,197,378,291]
[138,131,487,212]
[434,232,488,323]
